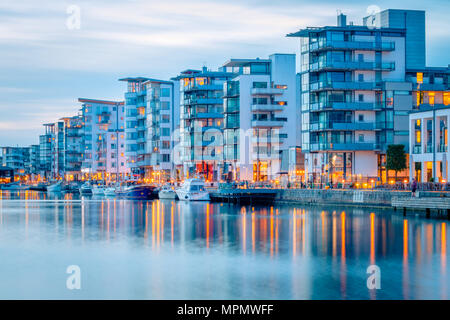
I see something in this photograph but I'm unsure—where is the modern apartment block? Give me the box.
[79,98,128,181]
[39,124,53,178]
[39,122,65,178]
[29,144,40,175]
[288,12,418,183]
[408,67,450,182]
[221,54,299,182]
[61,115,84,180]
[1,146,31,176]
[172,67,233,182]
[120,77,180,181]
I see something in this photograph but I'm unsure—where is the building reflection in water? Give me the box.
[0,190,449,299]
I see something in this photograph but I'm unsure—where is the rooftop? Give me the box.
[287,25,405,38]
[222,58,271,68]
[78,98,124,105]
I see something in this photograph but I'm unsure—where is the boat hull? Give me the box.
[176,190,210,201]
[158,190,178,200]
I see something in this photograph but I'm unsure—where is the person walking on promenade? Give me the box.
[411,178,417,197]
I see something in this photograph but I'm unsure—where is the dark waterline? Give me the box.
[0,191,448,299]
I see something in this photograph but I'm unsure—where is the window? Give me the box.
[162,128,170,136]
[358,134,364,142]
[161,102,170,110]
[358,94,364,102]
[358,74,364,82]
[358,54,364,62]
[358,114,364,122]
[253,82,267,88]
[161,88,170,97]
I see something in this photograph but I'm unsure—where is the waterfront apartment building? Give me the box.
[287,11,418,184]
[79,98,128,181]
[408,67,450,182]
[221,54,299,182]
[39,122,65,179]
[29,144,40,176]
[120,77,180,181]
[172,67,233,182]
[1,146,31,177]
[61,115,84,180]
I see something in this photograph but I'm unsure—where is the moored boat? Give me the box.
[47,181,63,193]
[158,185,178,200]
[79,182,93,195]
[92,185,107,195]
[121,185,157,200]
[0,182,30,191]
[176,179,210,201]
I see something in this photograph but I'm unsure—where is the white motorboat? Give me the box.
[176,179,210,201]
[158,185,178,200]
[92,185,107,195]
[79,182,93,195]
[104,187,117,197]
[47,181,63,193]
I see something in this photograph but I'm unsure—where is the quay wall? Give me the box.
[274,189,450,207]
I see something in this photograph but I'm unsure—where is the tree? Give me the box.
[386,144,407,181]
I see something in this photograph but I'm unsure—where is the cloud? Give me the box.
[0,0,449,145]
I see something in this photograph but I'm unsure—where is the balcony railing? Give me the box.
[413,145,422,154]
[309,40,395,52]
[310,81,381,91]
[309,61,395,72]
[251,118,287,128]
[309,121,374,131]
[438,144,448,153]
[251,87,284,95]
[309,142,376,151]
[310,101,383,111]
[251,104,284,112]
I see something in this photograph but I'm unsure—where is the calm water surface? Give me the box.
[0,190,449,299]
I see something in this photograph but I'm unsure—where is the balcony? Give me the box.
[193,112,223,119]
[251,104,284,112]
[425,144,433,153]
[309,40,395,52]
[310,81,381,92]
[251,118,287,128]
[310,142,377,151]
[309,61,395,72]
[251,88,284,96]
[413,145,422,154]
[184,98,222,105]
[438,144,448,153]
[184,84,223,92]
[309,121,374,131]
[310,101,382,111]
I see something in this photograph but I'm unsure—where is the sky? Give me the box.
[0,0,449,146]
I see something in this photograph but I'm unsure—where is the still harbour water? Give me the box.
[0,191,448,299]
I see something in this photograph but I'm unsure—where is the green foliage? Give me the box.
[386,144,407,178]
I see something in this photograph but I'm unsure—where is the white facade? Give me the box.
[409,106,450,182]
[222,54,298,181]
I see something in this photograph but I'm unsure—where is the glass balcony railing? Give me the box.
[310,81,381,91]
[425,144,433,153]
[438,144,448,153]
[309,61,395,72]
[309,40,395,52]
[309,121,374,131]
[413,145,422,154]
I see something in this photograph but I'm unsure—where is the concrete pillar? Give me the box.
[421,161,426,182]
[409,158,415,181]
